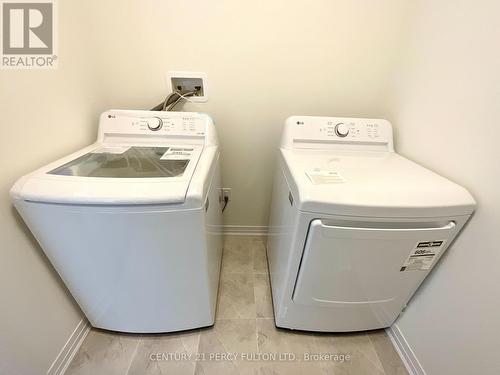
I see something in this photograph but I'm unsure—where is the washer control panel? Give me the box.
[132,115,205,136]
[99,111,209,138]
[283,116,393,151]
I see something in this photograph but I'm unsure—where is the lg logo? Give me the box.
[1,1,57,68]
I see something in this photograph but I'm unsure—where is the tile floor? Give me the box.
[66,236,408,375]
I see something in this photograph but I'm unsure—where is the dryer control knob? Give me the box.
[147,117,163,131]
[335,123,349,137]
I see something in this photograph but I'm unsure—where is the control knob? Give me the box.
[147,117,163,131]
[334,123,349,137]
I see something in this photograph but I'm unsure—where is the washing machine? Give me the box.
[11,109,223,333]
[267,116,475,332]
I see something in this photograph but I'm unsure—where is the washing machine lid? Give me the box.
[11,143,204,205]
[282,149,476,218]
[49,145,191,178]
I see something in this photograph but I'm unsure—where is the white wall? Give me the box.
[387,1,500,374]
[0,2,109,374]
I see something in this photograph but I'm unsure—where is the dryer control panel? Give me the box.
[282,116,394,152]
[97,110,218,146]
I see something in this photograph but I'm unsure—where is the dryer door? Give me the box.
[293,219,456,309]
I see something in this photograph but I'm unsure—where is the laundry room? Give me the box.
[0,1,498,375]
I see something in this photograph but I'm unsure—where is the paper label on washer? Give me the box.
[400,241,445,272]
[161,148,193,160]
[92,146,130,154]
[305,169,345,184]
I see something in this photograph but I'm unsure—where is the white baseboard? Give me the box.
[386,324,426,375]
[47,318,91,375]
[222,225,268,236]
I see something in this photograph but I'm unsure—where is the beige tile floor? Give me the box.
[66,236,408,375]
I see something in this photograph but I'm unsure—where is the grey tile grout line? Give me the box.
[351,332,386,374]
[123,337,141,375]
[223,243,264,355]
[367,333,388,375]
[368,332,406,375]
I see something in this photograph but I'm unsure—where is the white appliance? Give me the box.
[267,116,475,332]
[11,110,223,333]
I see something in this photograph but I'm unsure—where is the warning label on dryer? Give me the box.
[400,241,445,272]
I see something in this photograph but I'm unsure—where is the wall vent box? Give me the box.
[166,71,208,103]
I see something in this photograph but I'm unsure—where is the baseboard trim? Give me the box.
[386,324,426,375]
[222,225,268,236]
[47,318,91,375]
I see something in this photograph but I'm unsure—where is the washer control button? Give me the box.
[147,117,163,131]
[334,123,349,137]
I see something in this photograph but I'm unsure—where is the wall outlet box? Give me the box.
[222,188,231,201]
[166,71,208,103]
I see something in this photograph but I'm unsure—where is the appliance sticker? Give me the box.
[161,148,193,160]
[400,241,445,272]
[92,146,131,154]
[305,169,345,184]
